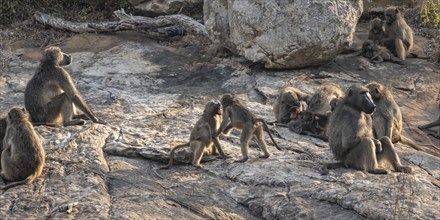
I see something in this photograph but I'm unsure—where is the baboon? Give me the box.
[367,82,423,151]
[288,111,329,142]
[382,7,414,61]
[162,101,229,169]
[418,103,440,139]
[24,46,102,127]
[361,40,403,65]
[326,85,413,174]
[330,97,342,112]
[307,83,344,115]
[216,94,282,163]
[368,17,385,43]
[0,116,6,154]
[273,87,311,124]
[1,108,45,190]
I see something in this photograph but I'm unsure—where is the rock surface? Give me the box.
[204,0,363,69]
[0,23,439,219]
[131,0,203,16]
[362,0,417,16]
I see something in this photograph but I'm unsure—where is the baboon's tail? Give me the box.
[256,118,282,151]
[160,143,190,169]
[399,135,423,151]
[0,173,38,190]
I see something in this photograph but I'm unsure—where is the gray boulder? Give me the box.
[204,0,363,69]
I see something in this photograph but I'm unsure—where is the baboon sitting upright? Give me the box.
[419,103,440,139]
[327,85,413,174]
[368,17,385,43]
[366,82,423,151]
[273,87,311,124]
[307,83,344,115]
[25,47,102,127]
[1,108,45,190]
[382,7,414,61]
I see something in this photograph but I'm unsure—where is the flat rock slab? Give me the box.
[0,23,439,219]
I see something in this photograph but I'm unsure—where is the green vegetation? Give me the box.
[420,0,440,27]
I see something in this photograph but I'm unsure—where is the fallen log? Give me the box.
[34,9,210,42]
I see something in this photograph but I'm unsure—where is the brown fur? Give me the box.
[382,7,414,61]
[1,108,45,190]
[0,116,6,154]
[367,82,423,151]
[216,94,282,163]
[162,101,228,169]
[308,83,344,114]
[418,103,440,139]
[368,18,386,43]
[273,87,311,124]
[326,85,413,174]
[25,46,101,127]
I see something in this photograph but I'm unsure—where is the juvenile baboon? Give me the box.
[368,17,385,43]
[25,46,102,127]
[1,108,45,190]
[367,82,423,151]
[288,111,329,142]
[307,83,344,115]
[162,101,229,169]
[382,7,414,61]
[361,40,403,65]
[216,94,282,163]
[273,87,311,124]
[418,103,440,139]
[326,85,413,174]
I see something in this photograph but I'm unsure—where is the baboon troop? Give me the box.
[162,101,228,169]
[215,94,281,163]
[0,108,45,190]
[25,46,102,127]
[327,85,413,174]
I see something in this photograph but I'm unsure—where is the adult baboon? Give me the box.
[368,17,385,43]
[366,82,422,151]
[361,40,403,65]
[1,108,45,190]
[288,111,329,142]
[307,83,344,114]
[418,103,440,139]
[25,46,102,127]
[0,116,6,154]
[273,87,311,124]
[162,101,229,169]
[326,85,413,174]
[382,7,413,61]
[216,94,282,163]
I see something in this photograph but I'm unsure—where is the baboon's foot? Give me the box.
[64,119,86,126]
[368,168,390,175]
[395,165,413,173]
[235,157,248,163]
[259,154,270,159]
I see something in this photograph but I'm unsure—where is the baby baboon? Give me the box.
[273,87,311,124]
[368,17,385,43]
[216,94,282,163]
[162,101,228,169]
[326,85,413,174]
[1,108,45,190]
[382,7,414,61]
[418,104,440,138]
[25,46,101,127]
[361,40,403,65]
[367,82,422,151]
[307,83,344,115]
[288,111,329,142]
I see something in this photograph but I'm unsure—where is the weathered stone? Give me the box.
[204,0,363,69]
[132,0,203,16]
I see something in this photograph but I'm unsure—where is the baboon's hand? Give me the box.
[374,139,382,153]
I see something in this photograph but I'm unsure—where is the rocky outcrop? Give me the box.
[204,0,363,69]
[130,0,203,16]
[0,23,439,219]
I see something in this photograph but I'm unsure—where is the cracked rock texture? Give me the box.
[0,23,439,219]
[204,0,363,69]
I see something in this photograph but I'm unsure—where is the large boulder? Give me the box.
[204,0,363,69]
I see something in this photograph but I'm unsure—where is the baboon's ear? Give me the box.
[395,8,399,14]
[347,88,353,96]
[375,87,380,94]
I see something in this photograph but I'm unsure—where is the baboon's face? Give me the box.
[45,47,72,66]
[289,100,308,120]
[362,40,374,51]
[371,18,383,33]
[205,101,222,116]
[346,86,376,114]
[220,94,234,108]
[384,7,399,26]
[7,108,27,124]
[366,83,382,101]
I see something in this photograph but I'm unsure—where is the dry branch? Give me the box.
[34,9,210,42]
